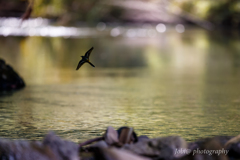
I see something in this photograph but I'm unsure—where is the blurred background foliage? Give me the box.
[32,0,124,25]
[0,0,239,27]
[173,0,240,27]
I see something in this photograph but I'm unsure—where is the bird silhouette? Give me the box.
[76,47,95,70]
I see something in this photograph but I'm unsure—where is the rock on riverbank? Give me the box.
[0,59,25,93]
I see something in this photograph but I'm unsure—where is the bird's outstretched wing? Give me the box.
[76,60,85,70]
[84,47,94,59]
[88,61,95,67]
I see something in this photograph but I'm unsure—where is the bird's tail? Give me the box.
[88,61,95,67]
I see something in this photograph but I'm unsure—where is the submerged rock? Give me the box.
[0,59,25,93]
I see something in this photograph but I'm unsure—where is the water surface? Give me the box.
[0,28,240,142]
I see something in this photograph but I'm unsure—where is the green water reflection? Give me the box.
[0,29,240,142]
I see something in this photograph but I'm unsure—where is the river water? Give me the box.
[0,27,240,143]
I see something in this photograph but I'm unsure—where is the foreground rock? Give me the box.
[0,132,79,160]
[224,135,240,159]
[1,126,240,160]
[123,136,188,159]
[94,148,151,160]
[0,59,25,93]
[180,138,229,160]
[80,126,240,160]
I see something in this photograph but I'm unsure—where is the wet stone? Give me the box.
[104,126,119,146]
[0,132,79,160]
[0,59,25,93]
[123,136,188,159]
[224,135,240,159]
[180,138,229,160]
[94,147,151,160]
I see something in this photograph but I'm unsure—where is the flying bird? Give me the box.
[76,47,95,70]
